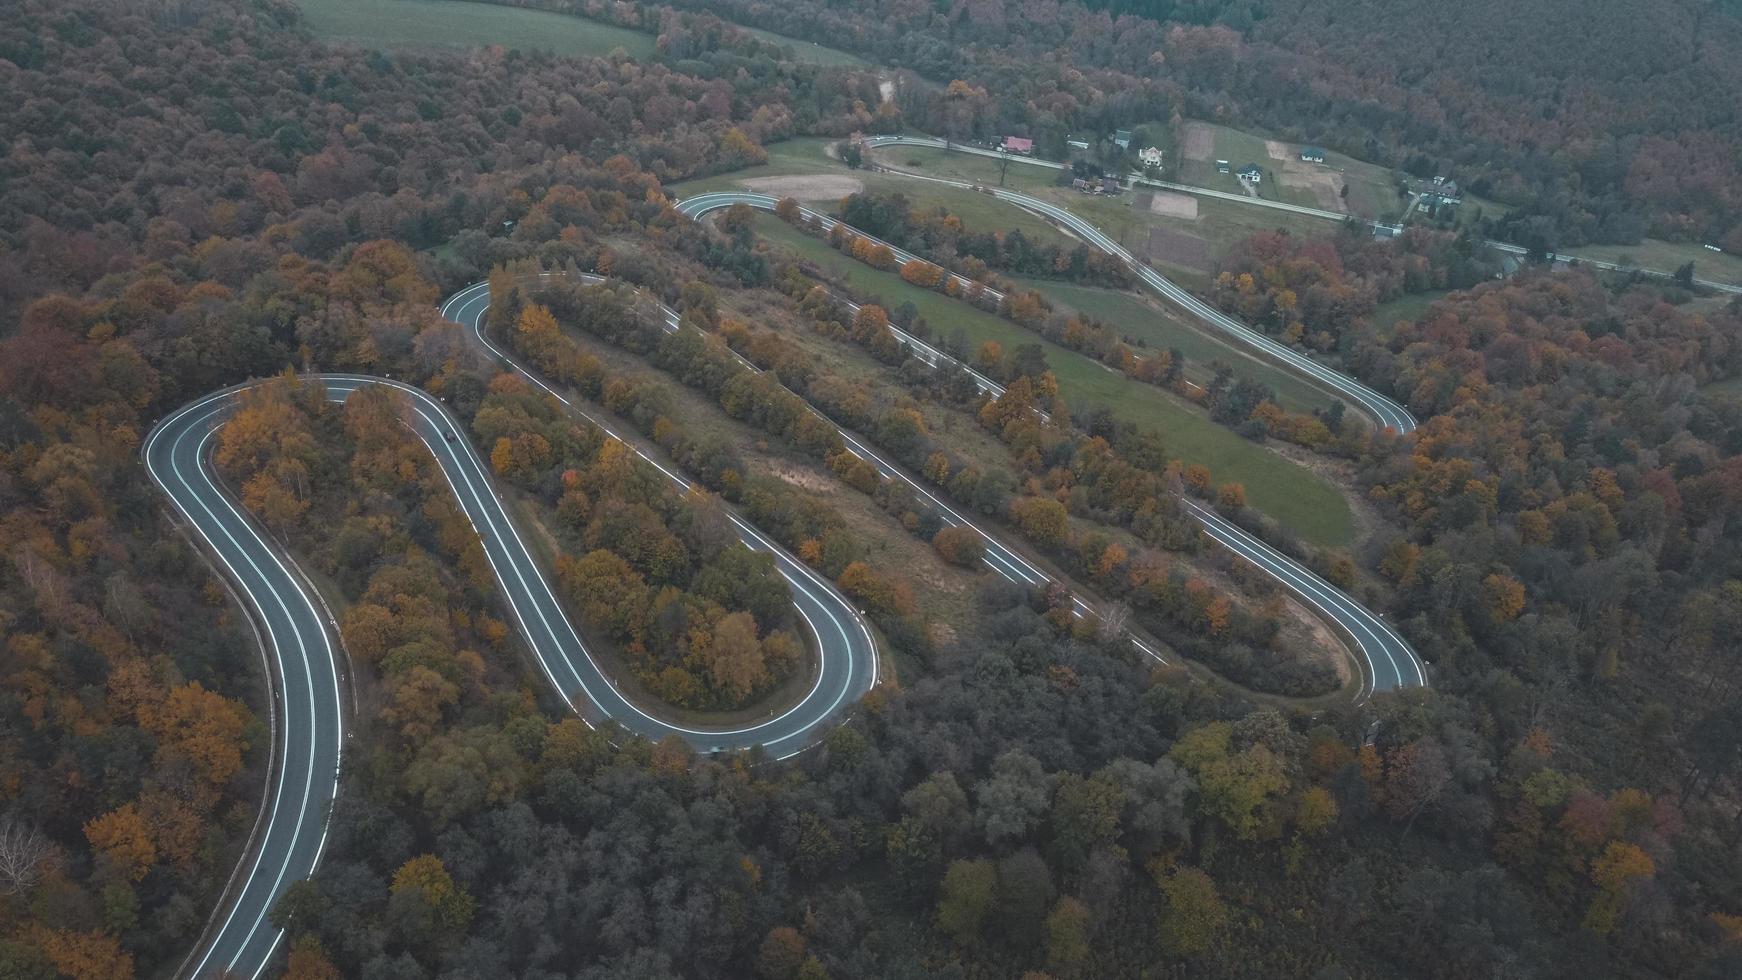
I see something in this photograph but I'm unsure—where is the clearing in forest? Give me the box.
[741,174,865,200]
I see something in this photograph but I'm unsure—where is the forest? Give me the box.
[2,1,1742,979]
[636,0,1742,252]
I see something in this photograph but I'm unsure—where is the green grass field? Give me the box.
[871,144,1060,194]
[754,215,1356,547]
[298,0,866,67]
[670,141,1075,250]
[1175,122,1283,202]
[1171,122,1399,221]
[864,141,1329,290]
[1015,279,1340,415]
[298,0,657,57]
[1559,240,1742,289]
[1065,191,1328,292]
[738,27,870,67]
[1367,289,1450,341]
[1440,191,1741,288]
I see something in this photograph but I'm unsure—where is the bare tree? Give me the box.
[1384,738,1452,838]
[1099,602,1132,643]
[0,814,52,896]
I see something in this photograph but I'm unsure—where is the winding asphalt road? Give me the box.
[155,177,1429,977]
[676,192,1427,700]
[682,185,1417,433]
[148,363,878,976]
[799,143,1419,433]
[145,388,342,980]
[451,273,1180,662]
[863,135,1742,296]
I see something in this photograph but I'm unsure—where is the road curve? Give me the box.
[144,387,343,980]
[319,374,879,758]
[809,143,1419,433]
[863,135,1742,296]
[447,274,1174,665]
[681,180,1417,435]
[147,367,880,976]
[675,195,1427,697]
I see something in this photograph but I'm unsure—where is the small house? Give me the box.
[1238,164,1263,184]
[1001,136,1033,155]
[1112,129,1133,150]
[1137,146,1164,168]
[1102,175,1121,194]
[1072,177,1093,192]
[1299,145,1326,163]
[1216,159,1231,174]
[1066,135,1090,151]
[1422,180,1461,208]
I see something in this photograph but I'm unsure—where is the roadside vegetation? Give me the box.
[1013,278,1340,414]
[8,1,1742,978]
[751,212,1359,547]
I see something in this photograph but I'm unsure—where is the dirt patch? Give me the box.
[1187,552,1355,696]
[1145,190,1200,220]
[764,460,838,494]
[1276,596,1355,687]
[741,174,863,201]
[1264,139,1293,162]
[1146,226,1213,272]
[1278,165,1347,212]
[1267,441,1389,555]
[1181,122,1215,162]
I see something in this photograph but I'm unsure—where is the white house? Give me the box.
[1238,164,1263,184]
[1137,145,1164,168]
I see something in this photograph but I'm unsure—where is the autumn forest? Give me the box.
[3,1,1742,979]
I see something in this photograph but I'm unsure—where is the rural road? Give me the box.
[147,363,879,976]
[863,135,1742,296]
[849,141,1422,433]
[676,192,1427,701]
[145,387,342,980]
[152,186,1431,977]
